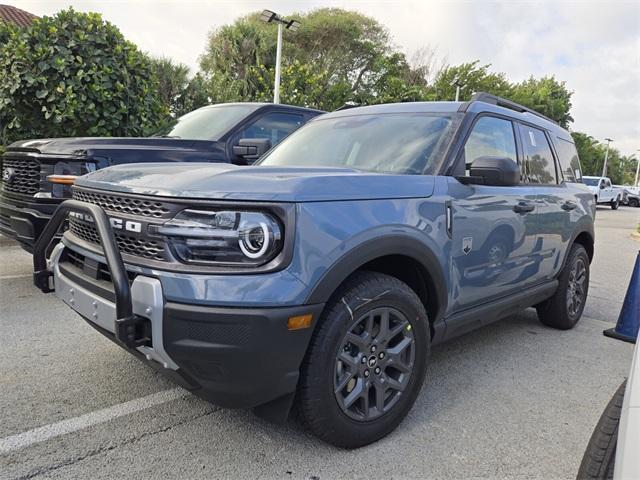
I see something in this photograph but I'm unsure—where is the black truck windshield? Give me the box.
[259,113,455,175]
[154,104,260,141]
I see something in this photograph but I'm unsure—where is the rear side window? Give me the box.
[239,112,304,145]
[463,116,517,171]
[519,125,557,185]
[553,137,582,182]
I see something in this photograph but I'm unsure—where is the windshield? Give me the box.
[154,104,260,141]
[583,177,599,186]
[259,113,455,175]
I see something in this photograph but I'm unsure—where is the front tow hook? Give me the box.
[115,315,152,348]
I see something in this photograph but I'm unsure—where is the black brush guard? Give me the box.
[33,200,150,348]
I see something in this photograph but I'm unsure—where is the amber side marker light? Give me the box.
[47,174,77,185]
[287,314,313,331]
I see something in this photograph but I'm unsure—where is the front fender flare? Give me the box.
[304,230,448,324]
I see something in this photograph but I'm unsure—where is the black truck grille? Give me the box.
[68,218,166,261]
[1,157,41,195]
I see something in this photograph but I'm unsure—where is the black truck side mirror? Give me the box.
[232,138,272,164]
[469,156,521,187]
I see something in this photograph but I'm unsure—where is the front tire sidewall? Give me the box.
[611,198,619,209]
[299,274,430,448]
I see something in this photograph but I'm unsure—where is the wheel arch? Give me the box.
[562,229,594,268]
[305,235,448,336]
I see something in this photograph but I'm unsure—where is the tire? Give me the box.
[536,243,590,329]
[629,198,639,208]
[577,381,626,480]
[297,271,430,448]
[611,197,619,210]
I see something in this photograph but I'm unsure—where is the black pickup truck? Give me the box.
[0,102,322,250]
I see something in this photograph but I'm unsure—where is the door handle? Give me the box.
[513,201,535,214]
[561,201,577,211]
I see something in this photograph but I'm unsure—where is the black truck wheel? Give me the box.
[297,271,430,448]
[537,243,590,329]
[629,197,639,208]
[577,381,626,480]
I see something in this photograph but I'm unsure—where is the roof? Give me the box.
[0,4,38,27]
[319,97,571,140]
[201,102,325,114]
[322,102,462,119]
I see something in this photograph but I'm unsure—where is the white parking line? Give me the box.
[0,388,187,454]
[0,273,32,280]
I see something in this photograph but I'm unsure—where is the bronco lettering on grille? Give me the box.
[69,211,142,233]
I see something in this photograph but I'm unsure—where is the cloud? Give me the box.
[7,0,640,155]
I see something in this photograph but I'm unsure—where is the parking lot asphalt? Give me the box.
[1,206,639,480]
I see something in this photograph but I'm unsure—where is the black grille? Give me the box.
[1,156,41,195]
[72,189,171,218]
[64,249,137,285]
[68,219,166,261]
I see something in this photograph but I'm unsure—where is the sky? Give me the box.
[5,0,640,156]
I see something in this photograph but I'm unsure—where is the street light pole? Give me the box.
[260,9,300,105]
[452,79,465,102]
[274,22,283,104]
[601,138,613,178]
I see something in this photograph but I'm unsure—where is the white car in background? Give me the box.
[583,176,623,209]
[615,186,640,208]
[578,339,639,479]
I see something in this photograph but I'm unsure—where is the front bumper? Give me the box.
[0,193,59,249]
[34,201,324,414]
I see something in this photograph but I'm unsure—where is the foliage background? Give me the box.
[0,7,636,183]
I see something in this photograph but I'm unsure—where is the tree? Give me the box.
[172,73,210,117]
[150,56,190,116]
[427,61,512,102]
[0,8,167,145]
[571,132,628,184]
[199,8,427,110]
[511,76,573,128]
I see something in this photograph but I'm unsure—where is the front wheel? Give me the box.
[629,198,639,208]
[536,243,590,329]
[611,197,620,210]
[296,271,430,448]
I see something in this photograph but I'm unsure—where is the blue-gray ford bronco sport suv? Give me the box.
[33,93,595,448]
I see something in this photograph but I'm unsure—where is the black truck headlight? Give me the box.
[151,209,283,266]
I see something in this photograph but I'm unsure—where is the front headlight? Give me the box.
[150,209,283,266]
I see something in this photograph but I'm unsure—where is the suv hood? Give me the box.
[75,163,436,202]
[6,137,219,158]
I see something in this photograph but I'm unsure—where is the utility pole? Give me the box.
[260,10,300,104]
[274,22,282,104]
[635,150,640,187]
[601,138,613,178]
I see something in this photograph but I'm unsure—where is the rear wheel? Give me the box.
[536,243,589,329]
[297,271,430,448]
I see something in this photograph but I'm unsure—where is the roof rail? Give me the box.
[334,102,361,111]
[461,92,558,125]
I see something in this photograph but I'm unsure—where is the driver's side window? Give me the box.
[463,116,517,175]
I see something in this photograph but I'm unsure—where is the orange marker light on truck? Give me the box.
[287,314,313,330]
[46,174,78,185]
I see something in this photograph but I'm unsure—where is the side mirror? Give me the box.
[232,138,272,164]
[469,156,520,187]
